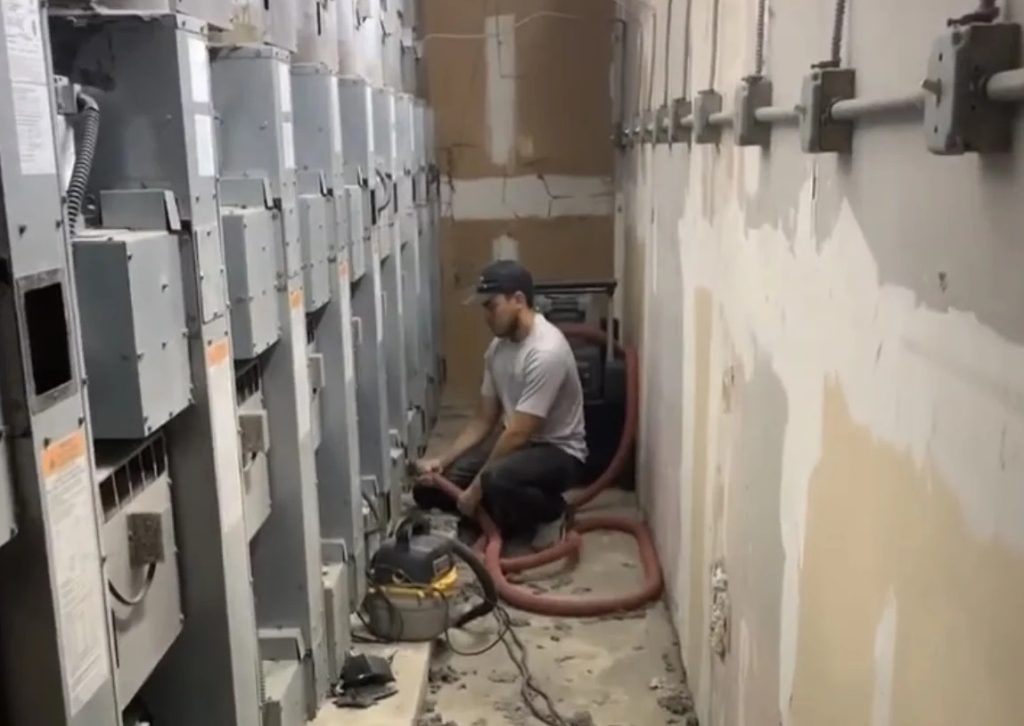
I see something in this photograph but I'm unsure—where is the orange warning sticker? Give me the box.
[206,337,230,368]
[41,429,86,479]
[290,289,303,310]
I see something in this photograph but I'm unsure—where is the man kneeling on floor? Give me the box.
[413,260,588,549]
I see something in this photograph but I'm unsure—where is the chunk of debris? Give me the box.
[555,654,576,663]
[662,650,678,673]
[571,586,592,595]
[508,615,530,627]
[553,621,572,633]
[567,711,595,726]
[429,664,462,684]
[657,690,696,716]
[551,634,562,642]
[487,670,517,684]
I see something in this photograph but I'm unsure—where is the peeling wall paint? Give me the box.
[618,0,1024,724]
[441,175,614,220]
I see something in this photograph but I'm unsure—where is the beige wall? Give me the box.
[419,0,616,401]
[618,0,1024,724]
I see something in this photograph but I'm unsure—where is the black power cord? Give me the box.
[356,531,569,725]
[108,562,157,608]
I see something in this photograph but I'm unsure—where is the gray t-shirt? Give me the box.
[480,313,588,462]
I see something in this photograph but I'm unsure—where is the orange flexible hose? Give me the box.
[427,324,663,616]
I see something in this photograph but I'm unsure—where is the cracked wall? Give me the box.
[618,0,1024,724]
[419,0,615,399]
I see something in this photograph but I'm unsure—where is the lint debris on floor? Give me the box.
[413,403,698,726]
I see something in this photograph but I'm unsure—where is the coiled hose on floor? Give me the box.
[67,91,100,236]
[427,324,663,617]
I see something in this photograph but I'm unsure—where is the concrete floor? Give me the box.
[415,402,698,726]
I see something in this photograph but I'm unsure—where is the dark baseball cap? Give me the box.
[463,259,534,305]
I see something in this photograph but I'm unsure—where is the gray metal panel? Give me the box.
[74,230,192,440]
[56,18,265,725]
[267,0,298,53]
[321,562,350,682]
[0,4,120,724]
[261,660,306,726]
[214,48,330,715]
[314,250,363,577]
[299,194,332,312]
[50,0,233,29]
[211,48,296,202]
[222,207,281,359]
[381,251,409,450]
[0,393,13,548]
[238,390,272,542]
[292,66,345,193]
[337,77,374,186]
[346,186,367,281]
[295,0,339,71]
[351,235,392,514]
[371,86,395,173]
[101,469,183,703]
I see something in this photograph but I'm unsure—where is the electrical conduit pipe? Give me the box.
[427,324,663,617]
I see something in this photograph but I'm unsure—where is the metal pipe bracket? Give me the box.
[800,67,856,153]
[924,22,1021,155]
[693,90,724,145]
[735,77,774,147]
[671,98,693,144]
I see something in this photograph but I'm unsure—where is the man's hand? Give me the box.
[457,482,482,517]
[414,457,443,483]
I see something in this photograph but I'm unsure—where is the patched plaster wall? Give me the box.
[617,1,1024,724]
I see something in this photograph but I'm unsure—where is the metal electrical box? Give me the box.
[74,230,191,439]
[50,0,233,30]
[338,77,375,186]
[346,186,367,281]
[262,660,306,726]
[299,193,332,312]
[296,0,339,71]
[321,561,351,681]
[97,437,183,704]
[237,363,273,541]
[223,206,281,359]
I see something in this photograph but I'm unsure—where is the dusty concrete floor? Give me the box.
[415,402,698,726]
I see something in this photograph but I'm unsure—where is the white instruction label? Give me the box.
[340,263,356,386]
[372,245,384,344]
[282,120,296,170]
[3,0,47,84]
[12,82,56,175]
[290,304,312,438]
[187,36,210,104]
[277,60,292,114]
[364,86,375,156]
[194,113,216,177]
[329,81,343,154]
[42,430,111,716]
[207,340,245,531]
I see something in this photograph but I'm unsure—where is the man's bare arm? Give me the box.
[455,411,543,513]
[417,395,501,475]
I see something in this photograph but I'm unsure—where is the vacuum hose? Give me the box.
[67,91,100,236]
[428,324,664,617]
